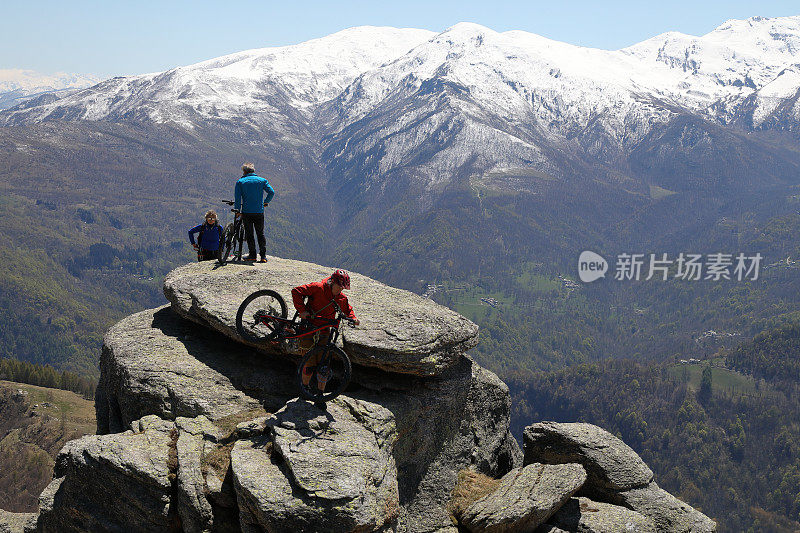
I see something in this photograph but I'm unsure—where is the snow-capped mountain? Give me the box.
[0,27,433,128]
[3,18,800,201]
[0,69,101,110]
[6,18,799,128]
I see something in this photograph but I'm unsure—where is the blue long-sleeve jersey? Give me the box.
[234,172,275,214]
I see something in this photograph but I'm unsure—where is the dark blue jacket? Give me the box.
[234,172,275,214]
[188,223,222,251]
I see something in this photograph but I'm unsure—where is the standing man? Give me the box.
[234,162,275,262]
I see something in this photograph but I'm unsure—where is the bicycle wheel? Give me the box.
[235,222,245,261]
[235,290,288,343]
[296,344,352,403]
[219,222,235,265]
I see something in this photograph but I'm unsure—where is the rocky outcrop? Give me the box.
[541,497,657,533]
[457,463,586,533]
[232,397,398,532]
[36,415,178,532]
[95,258,520,532]
[0,510,36,533]
[523,422,653,492]
[19,259,714,532]
[162,259,479,376]
[95,305,294,434]
[523,422,715,533]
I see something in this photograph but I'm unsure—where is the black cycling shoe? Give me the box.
[314,400,327,410]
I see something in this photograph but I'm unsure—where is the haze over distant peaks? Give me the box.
[0,69,102,110]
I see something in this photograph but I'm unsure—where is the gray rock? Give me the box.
[201,440,240,532]
[96,305,295,433]
[369,357,522,533]
[162,258,479,376]
[459,463,587,533]
[95,303,520,532]
[36,422,178,532]
[543,497,657,533]
[233,416,270,439]
[175,415,224,442]
[523,422,653,492]
[609,483,716,533]
[231,397,399,532]
[175,419,214,533]
[0,510,37,533]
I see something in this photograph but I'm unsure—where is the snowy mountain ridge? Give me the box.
[4,18,799,131]
[3,17,800,201]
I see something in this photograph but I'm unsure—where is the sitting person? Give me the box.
[291,269,359,390]
[188,210,223,262]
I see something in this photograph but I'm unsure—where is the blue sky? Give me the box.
[2,0,798,78]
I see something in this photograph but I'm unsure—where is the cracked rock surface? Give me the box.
[36,415,177,533]
[231,397,399,533]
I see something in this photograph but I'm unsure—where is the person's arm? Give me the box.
[291,284,313,317]
[188,224,202,245]
[340,296,359,325]
[234,180,242,212]
[263,179,275,205]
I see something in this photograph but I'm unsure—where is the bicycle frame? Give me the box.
[260,300,349,346]
[219,200,245,263]
[236,290,354,403]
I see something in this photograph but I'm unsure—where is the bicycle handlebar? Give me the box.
[304,301,356,327]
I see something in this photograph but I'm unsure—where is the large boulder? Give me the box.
[523,422,653,492]
[523,422,715,532]
[162,258,479,376]
[607,483,716,533]
[231,397,399,532]
[540,497,657,533]
[96,306,295,433]
[96,302,520,533]
[36,416,178,533]
[458,463,587,533]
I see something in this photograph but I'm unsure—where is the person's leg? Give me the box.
[314,333,332,391]
[254,213,266,259]
[300,331,333,387]
[242,215,257,260]
[300,333,319,386]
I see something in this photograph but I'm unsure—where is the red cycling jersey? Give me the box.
[291,277,357,327]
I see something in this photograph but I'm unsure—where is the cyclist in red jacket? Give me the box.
[291,269,359,388]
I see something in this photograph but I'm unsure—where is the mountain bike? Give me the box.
[218,200,244,265]
[235,290,354,404]
[218,200,270,265]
